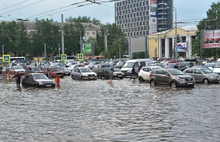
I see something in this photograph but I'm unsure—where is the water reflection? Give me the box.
[0,77,220,141]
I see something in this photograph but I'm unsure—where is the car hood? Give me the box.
[35,79,54,82]
[176,74,193,78]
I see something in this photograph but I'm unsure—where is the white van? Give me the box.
[121,59,153,77]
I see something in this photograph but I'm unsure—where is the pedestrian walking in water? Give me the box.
[108,68,114,84]
[13,72,23,86]
[130,65,136,81]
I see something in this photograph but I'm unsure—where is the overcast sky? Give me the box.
[0,0,219,26]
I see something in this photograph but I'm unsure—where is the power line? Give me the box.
[0,0,31,11]
[0,0,45,15]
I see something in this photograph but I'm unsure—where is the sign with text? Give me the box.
[82,42,92,54]
[202,30,220,48]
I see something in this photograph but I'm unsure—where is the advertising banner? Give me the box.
[149,0,157,34]
[82,42,92,54]
[176,43,187,52]
[202,30,220,48]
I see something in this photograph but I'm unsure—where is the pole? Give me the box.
[174,7,178,62]
[58,43,61,57]
[2,44,4,55]
[44,43,47,60]
[80,30,82,53]
[61,14,65,54]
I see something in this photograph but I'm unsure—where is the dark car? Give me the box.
[166,63,187,71]
[21,73,55,87]
[97,67,123,79]
[149,68,195,88]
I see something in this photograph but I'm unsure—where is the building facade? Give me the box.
[148,25,197,59]
[115,0,173,57]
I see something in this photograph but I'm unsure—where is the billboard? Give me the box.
[177,43,187,52]
[149,0,157,34]
[82,42,92,54]
[202,30,220,48]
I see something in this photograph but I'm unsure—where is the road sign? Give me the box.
[61,54,67,61]
[78,53,84,61]
[3,55,10,62]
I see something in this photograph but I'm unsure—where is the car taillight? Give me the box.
[150,73,153,77]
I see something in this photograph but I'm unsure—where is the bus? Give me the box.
[53,55,77,60]
[0,56,26,62]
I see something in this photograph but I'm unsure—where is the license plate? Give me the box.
[188,83,193,85]
[46,85,52,87]
[89,77,94,79]
[118,75,122,77]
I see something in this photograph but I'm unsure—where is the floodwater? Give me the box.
[0,76,220,142]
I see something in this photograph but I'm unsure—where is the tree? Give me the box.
[194,2,220,59]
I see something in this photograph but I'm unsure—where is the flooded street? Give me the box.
[0,76,220,142]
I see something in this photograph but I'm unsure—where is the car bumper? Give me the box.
[82,76,97,80]
[177,81,195,86]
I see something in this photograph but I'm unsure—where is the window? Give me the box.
[195,69,201,74]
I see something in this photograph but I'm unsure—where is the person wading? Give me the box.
[13,72,24,86]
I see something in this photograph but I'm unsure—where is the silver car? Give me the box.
[183,67,220,84]
[150,68,195,88]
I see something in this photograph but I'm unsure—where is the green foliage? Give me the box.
[0,16,127,60]
[195,1,220,59]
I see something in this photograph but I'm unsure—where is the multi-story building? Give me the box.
[115,0,173,56]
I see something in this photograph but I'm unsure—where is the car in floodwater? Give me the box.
[138,66,163,82]
[183,67,220,84]
[97,67,124,79]
[149,68,195,88]
[21,73,55,87]
[71,67,97,80]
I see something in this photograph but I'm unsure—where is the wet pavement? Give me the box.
[0,76,220,142]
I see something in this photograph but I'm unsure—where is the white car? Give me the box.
[10,65,26,73]
[213,62,220,75]
[138,66,162,82]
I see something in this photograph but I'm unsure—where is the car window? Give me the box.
[143,67,150,72]
[168,69,185,75]
[134,62,139,67]
[185,69,193,73]
[195,69,202,74]
[140,61,146,66]
[155,70,164,74]
[201,68,213,74]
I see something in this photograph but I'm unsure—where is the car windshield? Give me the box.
[32,67,41,71]
[80,68,92,72]
[14,66,23,69]
[168,69,185,75]
[152,67,161,71]
[215,62,220,68]
[201,68,213,74]
[122,62,135,68]
[113,68,121,72]
[33,74,48,80]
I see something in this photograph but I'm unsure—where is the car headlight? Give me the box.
[179,77,185,80]
[210,76,213,78]
[38,81,43,85]
[82,74,88,76]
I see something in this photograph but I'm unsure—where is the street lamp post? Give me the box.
[173,7,178,62]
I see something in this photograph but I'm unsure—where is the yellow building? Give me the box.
[148,25,197,59]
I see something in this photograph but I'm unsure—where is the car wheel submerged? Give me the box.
[139,76,144,82]
[170,81,178,88]
[203,79,209,84]
[150,79,156,86]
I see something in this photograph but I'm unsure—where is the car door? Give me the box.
[194,69,203,82]
[160,70,171,84]
[98,68,105,77]
[184,68,194,77]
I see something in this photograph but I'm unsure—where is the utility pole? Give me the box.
[44,43,47,60]
[2,44,4,55]
[61,14,65,54]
